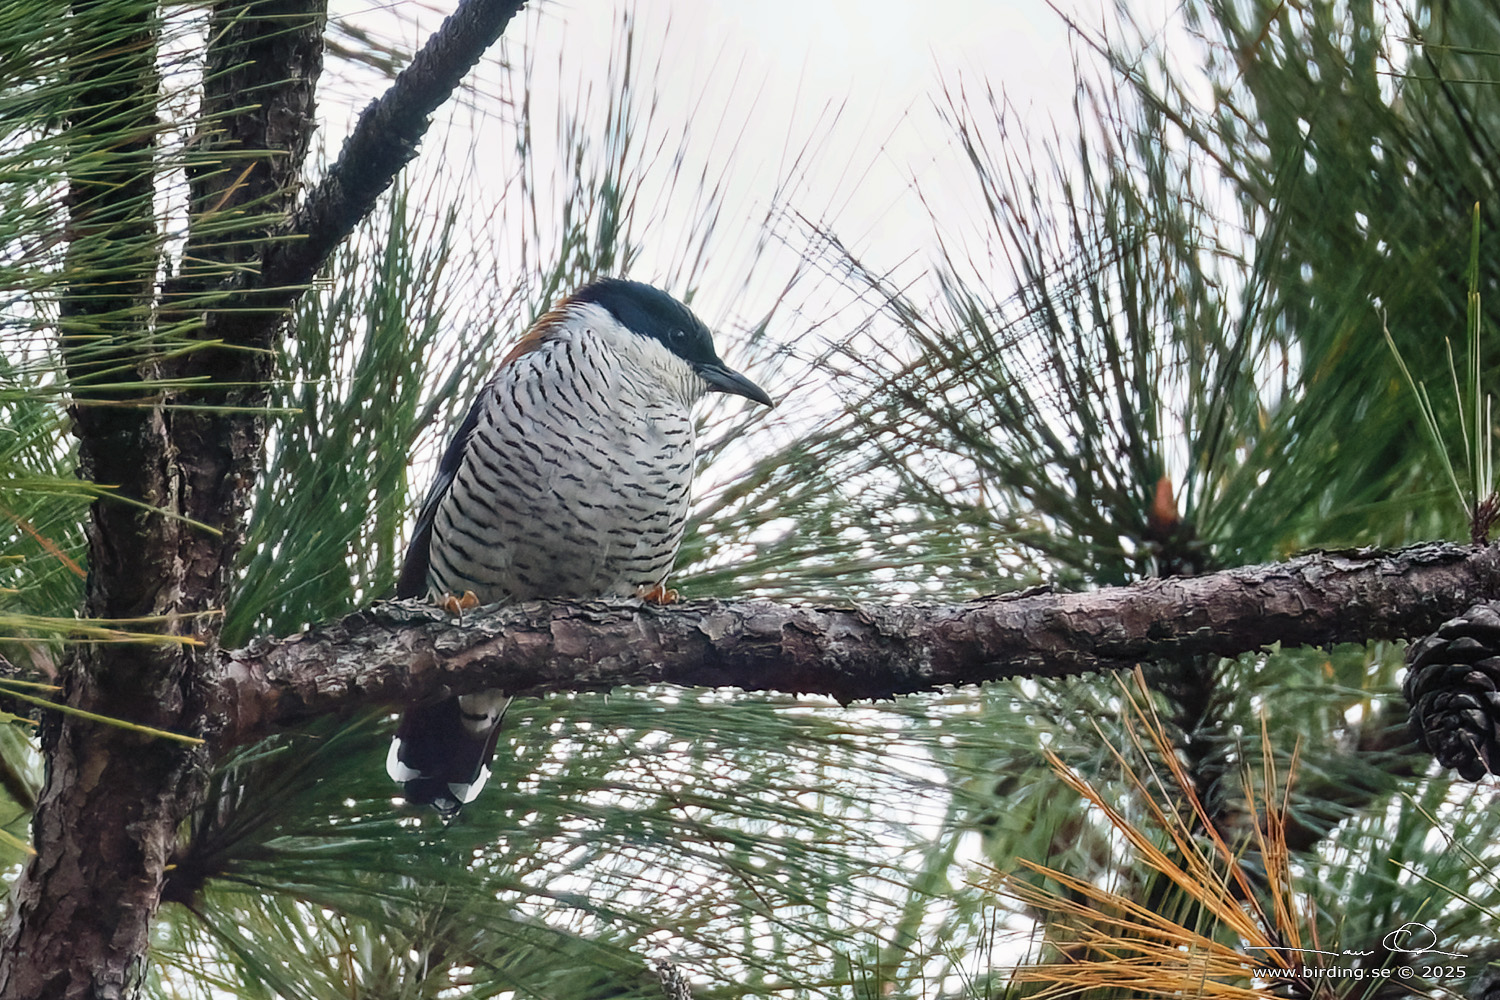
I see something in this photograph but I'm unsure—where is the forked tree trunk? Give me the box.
[0,0,529,992]
[0,2,324,995]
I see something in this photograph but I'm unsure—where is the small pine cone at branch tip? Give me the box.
[1404,601,1500,781]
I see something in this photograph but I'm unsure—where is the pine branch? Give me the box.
[3,2,328,994]
[158,0,528,325]
[1275,703,1421,854]
[260,0,529,293]
[9,2,529,996]
[211,541,1500,748]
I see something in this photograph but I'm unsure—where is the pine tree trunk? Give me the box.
[0,3,324,995]
[0,0,532,987]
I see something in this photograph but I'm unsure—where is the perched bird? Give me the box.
[387,278,774,817]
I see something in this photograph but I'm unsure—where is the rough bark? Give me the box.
[7,4,173,996]
[11,0,1495,991]
[263,0,529,290]
[0,3,327,996]
[6,1,534,993]
[209,542,1500,749]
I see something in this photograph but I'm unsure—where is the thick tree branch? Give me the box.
[261,0,529,292]
[4,4,328,996]
[159,0,528,326]
[6,3,174,995]
[211,541,1500,748]
[16,1,532,995]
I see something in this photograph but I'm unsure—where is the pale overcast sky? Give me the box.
[321,1,1173,361]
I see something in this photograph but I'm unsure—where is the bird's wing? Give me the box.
[395,389,488,599]
[395,309,567,600]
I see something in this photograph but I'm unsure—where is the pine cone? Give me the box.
[1404,602,1500,780]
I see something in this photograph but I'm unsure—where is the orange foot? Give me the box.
[635,583,679,605]
[437,590,480,615]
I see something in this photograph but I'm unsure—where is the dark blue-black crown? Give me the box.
[571,278,720,365]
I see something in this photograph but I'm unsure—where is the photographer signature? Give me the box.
[1245,923,1468,960]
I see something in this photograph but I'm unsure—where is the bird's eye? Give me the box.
[670,329,685,342]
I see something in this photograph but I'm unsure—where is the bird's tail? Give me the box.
[387,689,510,819]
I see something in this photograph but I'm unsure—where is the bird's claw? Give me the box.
[635,583,679,605]
[437,591,480,616]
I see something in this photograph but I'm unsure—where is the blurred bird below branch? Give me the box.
[207,541,1500,749]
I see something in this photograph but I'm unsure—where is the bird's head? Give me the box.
[567,278,774,409]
